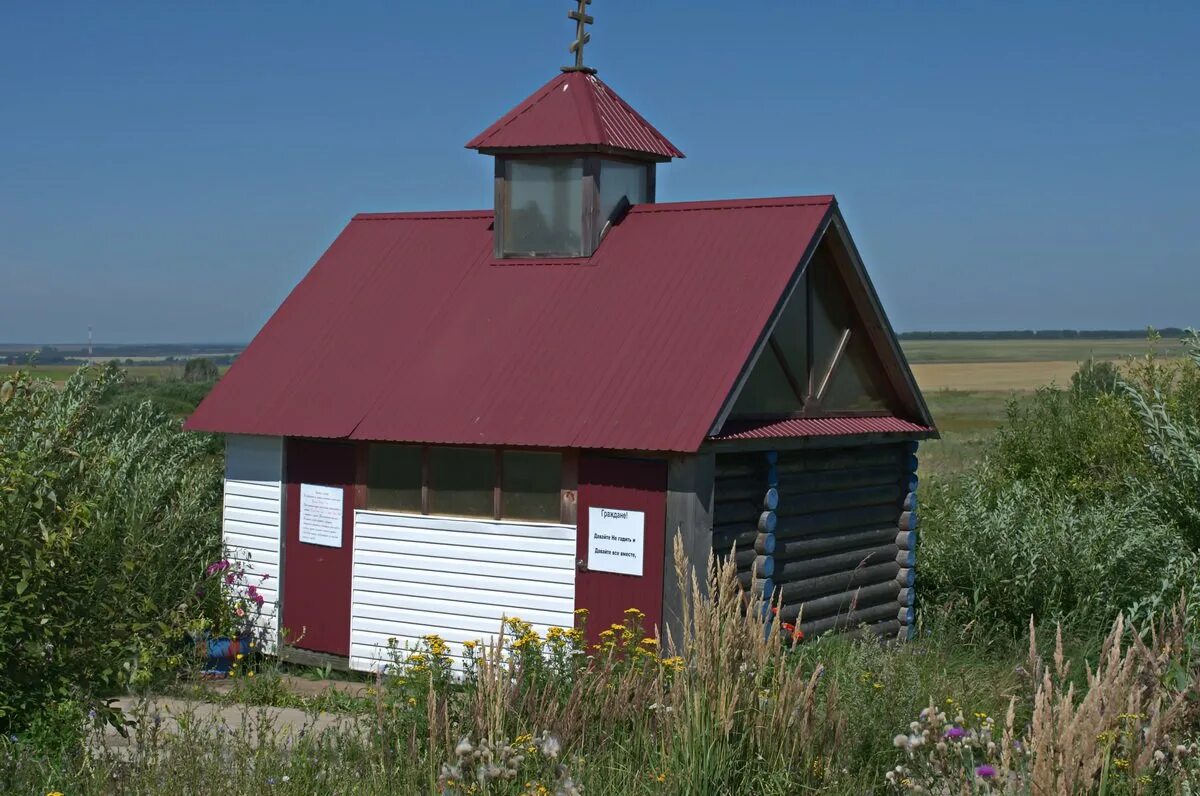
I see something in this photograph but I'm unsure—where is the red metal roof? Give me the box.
[466,72,684,160]
[710,416,935,441]
[185,196,839,452]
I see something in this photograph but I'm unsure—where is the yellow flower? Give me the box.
[873,682,883,690]
[1114,758,1130,770]
[463,640,478,651]
[640,637,658,647]
[236,653,244,661]
[47,792,65,796]
[624,607,644,616]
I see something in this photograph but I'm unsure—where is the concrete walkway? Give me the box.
[101,694,366,757]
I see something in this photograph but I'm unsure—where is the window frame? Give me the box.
[364,443,574,525]
[494,154,656,260]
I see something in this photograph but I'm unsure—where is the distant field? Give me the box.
[0,364,215,383]
[900,336,1181,364]
[900,337,1183,477]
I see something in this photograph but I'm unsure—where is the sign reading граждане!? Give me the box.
[587,506,645,576]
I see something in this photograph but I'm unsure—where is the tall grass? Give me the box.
[6,544,1200,794]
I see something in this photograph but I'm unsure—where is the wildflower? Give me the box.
[1114,758,1129,770]
[236,653,244,661]
[248,671,255,678]
[873,682,883,690]
[235,607,245,617]
[463,640,478,651]
[640,637,658,647]
[282,776,290,783]
[623,607,644,616]
[975,765,996,779]
[893,734,909,749]
[47,792,65,796]
[455,737,474,757]
[944,726,966,740]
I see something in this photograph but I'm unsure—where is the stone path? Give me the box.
[101,686,368,757]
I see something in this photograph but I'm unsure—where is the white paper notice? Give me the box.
[587,506,645,576]
[298,483,344,548]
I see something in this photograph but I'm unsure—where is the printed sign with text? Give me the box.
[587,506,645,576]
[298,483,343,547]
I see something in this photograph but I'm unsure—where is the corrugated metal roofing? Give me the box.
[709,416,934,441]
[185,196,838,452]
[466,72,684,160]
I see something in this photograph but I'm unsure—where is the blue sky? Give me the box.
[2,1,1197,343]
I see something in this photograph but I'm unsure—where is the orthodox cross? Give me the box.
[562,0,596,74]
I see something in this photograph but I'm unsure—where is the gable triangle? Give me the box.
[723,212,934,429]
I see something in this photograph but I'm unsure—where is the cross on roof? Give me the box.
[562,0,596,74]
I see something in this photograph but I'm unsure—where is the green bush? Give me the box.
[921,332,1200,633]
[919,473,1182,631]
[0,365,221,730]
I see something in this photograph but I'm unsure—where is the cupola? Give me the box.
[466,1,684,258]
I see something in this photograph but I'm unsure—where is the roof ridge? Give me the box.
[353,210,492,221]
[630,195,836,214]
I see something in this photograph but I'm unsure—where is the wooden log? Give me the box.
[774,505,901,540]
[736,571,773,594]
[758,511,777,534]
[778,580,900,624]
[735,537,777,565]
[779,446,905,473]
[896,548,915,568]
[799,601,901,639]
[842,618,901,642]
[712,526,757,552]
[899,510,918,532]
[895,530,917,550]
[897,605,915,624]
[904,453,918,472]
[902,491,917,511]
[774,484,902,518]
[755,555,774,579]
[772,544,900,582]
[718,468,900,502]
[898,587,914,606]
[773,526,898,562]
[720,446,904,478]
[712,501,761,526]
[775,561,900,603]
[897,567,915,588]
[904,440,919,454]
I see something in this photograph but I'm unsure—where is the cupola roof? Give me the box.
[466,71,684,161]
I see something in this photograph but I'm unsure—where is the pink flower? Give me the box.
[235,607,245,617]
[225,573,235,585]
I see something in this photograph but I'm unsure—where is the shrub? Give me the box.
[0,365,221,730]
[920,474,1183,631]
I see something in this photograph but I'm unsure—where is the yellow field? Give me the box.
[911,360,1086,392]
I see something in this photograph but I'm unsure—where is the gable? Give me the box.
[723,217,932,429]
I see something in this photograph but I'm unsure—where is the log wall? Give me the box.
[713,441,919,641]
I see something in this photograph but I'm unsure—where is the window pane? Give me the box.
[367,444,422,513]
[429,447,495,518]
[730,345,804,417]
[810,248,853,392]
[823,330,897,413]
[501,451,562,522]
[599,160,648,226]
[504,159,583,256]
[773,272,808,393]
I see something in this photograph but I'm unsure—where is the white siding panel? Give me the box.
[223,436,283,654]
[350,510,576,673]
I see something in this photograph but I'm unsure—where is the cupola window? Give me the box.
[502,158,585,257]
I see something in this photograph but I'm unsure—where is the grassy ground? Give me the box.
[900,336,1184,364]
[0,363,190,383]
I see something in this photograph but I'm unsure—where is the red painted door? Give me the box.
[282,439,357,657]
[576,456,667,645]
